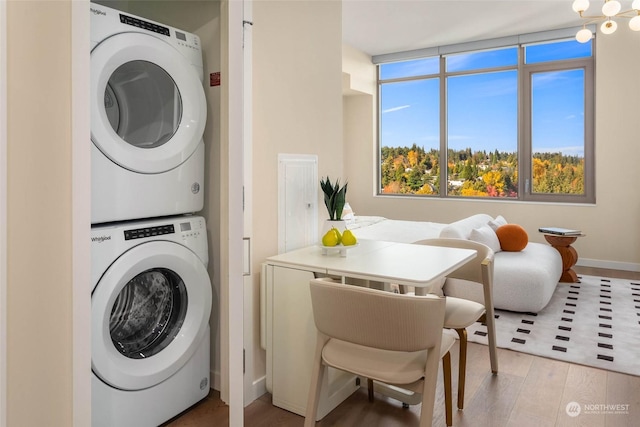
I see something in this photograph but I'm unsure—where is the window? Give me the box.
[377,35,594,203]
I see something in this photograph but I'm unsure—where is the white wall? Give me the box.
[250,0,343,393]
[6,2,75,425]
[343,31,640,271]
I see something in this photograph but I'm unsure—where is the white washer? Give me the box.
[90,4,207,224]
[91,216,212,427]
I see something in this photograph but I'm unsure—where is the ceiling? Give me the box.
[342,0,585,57]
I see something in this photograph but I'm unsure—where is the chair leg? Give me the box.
[484,311,499,374]
[304,336,328,427]
[304,362,325,426]
[442,352,453,427]
[367,378,374,402]
[418,352,440,427]
[455,328,467,410]
[481,265,499,375]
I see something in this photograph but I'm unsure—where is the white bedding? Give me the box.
[347,216,446,243]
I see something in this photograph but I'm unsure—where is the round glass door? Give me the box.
[105,61,183,150]
[92,241,211,390]
[110,268,188,360]
[91,32,206,174]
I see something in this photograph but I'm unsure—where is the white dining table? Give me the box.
[265,238,477,294]
[260,238,477,419]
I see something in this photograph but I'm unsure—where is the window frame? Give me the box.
[376,36,595,204]
[520,53,595,203]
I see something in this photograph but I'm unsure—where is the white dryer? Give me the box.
[90,4,207,224]
[91,216,212,427]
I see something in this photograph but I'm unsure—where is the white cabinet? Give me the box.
[261,263,359,419]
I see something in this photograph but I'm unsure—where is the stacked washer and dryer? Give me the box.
[90,4,212,426]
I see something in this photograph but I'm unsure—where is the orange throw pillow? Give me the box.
[496,224,528,251]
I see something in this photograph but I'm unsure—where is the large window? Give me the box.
[378,36,594,203]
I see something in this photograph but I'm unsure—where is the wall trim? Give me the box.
[246,376,267,406]
[71,2,91,426]
[0,0,7,425]
[577,258,640,273]
[210,370,266,407]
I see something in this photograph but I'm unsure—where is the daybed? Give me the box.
[348,214,562,313]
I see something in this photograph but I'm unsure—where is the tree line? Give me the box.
[381,144,584,197]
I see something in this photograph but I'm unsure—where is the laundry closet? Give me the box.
[89,1,224,425]
[5,1,343,425]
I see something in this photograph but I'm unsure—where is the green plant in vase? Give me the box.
[320,177,348,220]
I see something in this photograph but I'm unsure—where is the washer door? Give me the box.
[92,241,211,391]
[91,32,206,174]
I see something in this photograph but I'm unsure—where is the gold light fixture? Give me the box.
[572,0,640,42]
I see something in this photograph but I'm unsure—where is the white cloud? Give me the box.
[382,105,410,113]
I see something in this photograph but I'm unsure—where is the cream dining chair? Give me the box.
[305,277,455,427]
[399,238,499,410]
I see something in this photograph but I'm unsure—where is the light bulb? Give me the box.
[633,0,640,10]
[630,15,640,31]
[572,0,590,12]
[601,19,618,34]
[602,0,621,16]
[576,28,593,42]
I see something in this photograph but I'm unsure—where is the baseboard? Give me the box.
[209,369,267,407]
[245,376,267,406]
[577,258,640,272]
[211,368,221,392]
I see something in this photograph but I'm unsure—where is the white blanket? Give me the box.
[347,216,446,243]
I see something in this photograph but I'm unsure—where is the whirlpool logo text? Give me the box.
[90,8,106,16]
[91,235,111,243]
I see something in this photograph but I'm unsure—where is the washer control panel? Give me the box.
[180,217,204,240]
[124,224,174,241]
[122,217,205,242]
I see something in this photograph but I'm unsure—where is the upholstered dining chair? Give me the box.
[400,238,499,410]
[305,277,455,427]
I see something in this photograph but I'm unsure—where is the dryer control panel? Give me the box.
[119,13,170,37]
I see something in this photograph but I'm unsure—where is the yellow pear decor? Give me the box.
[322,228,340,247]
[341,229,357,246]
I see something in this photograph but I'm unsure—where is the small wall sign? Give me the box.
[210,72,221,87]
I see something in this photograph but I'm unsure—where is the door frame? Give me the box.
[0,0,7,425]
[226,0,245,424]
[72,1,92,425]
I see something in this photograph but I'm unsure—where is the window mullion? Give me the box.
[519,45,532,201]
[439,55,447,197]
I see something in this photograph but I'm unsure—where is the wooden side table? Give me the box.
[542,233,585,282]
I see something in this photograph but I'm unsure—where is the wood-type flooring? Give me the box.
[164,266,640,427]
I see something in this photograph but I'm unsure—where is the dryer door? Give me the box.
[92,241,211,391]
[91,32,206,174]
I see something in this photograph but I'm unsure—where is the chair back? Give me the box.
[415,238,493,284]
[414,238,494,307]
[309,277,446,353]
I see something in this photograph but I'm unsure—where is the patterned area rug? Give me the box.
[466,275,640,376]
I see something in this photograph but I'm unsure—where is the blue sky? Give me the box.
[380,40,590,157]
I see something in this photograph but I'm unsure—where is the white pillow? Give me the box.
[469,225,502,253]
[488,215,508,231]
[342,202,355,223]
